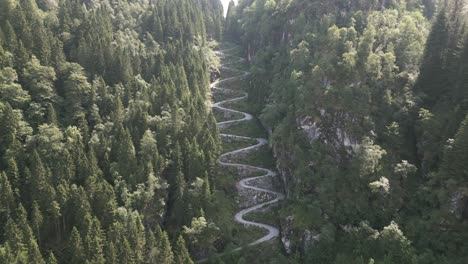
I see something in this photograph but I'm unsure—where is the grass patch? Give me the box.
[206,189,267,247]
[242,202,283,227]
[214,108,244,122]
[212,90,234,102]
[218,43,245,57]
[224,60,249,71]
[222,118,267,139]
[229,145,276,170]
[222,98,252,113]
[221,137,258,154]
[219,68,243,80]
[228,224,268,248]
[215,75,247,91]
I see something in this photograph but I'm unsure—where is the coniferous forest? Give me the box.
[224,0,468,263]
[1,0,468,263]
[0,0,224,262]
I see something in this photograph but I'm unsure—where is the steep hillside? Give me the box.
[0,0,223,262]
[226,0,468,263]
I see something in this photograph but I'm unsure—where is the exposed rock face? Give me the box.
[265,111,362,254]
[450,191,468,220]
[258,119,290,198]
[280,216,295,254]
[276,165,291,198]
[281,112,361,194]
[302,230,320,251]
[261,111,360,255]
[464,199,468,220]
[298,111,360,156]
[298,116,321,141]
[279,216,321,255]
[210,69,221,83]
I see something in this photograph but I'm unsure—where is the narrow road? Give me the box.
[211,47,285,250]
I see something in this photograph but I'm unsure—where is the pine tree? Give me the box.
[185,138,205,182]
[112,95,125,124]
[167,142,190,226]
[415,9,450,105]
[0,171,15,240]
[76,113,89,144]
[47,252,57,264]
[6,157,19,189]
[0,67,31,108]
[105,241,117,264]
[113,125,138,184]
[87,146,103,180]
[0,171,15,213]
[45,103,57,124]
[15,40,29,69]
[15,203,35,245]
[33,22,52,65]
[31,201,43,245]
[173,235,193,264]
[139,129,164,181]
[11,5,33,51]
[50,37,66,69]
[118,238,135,264]
[0,44,6,68]
[128,213,146,263]
[202,172,212,208]
[147,226,174,264]
[68,227,85,264]
[84,217,105,264]
[60,62,91,123]
[3,21,18,52]
[49,200,61,241]
[456,34,468,106]
[26,237,45,264]
[23,56,56,104]
[0,0,14,23]
[4,218,24,254]
[145,230,157,263]
[224,0,237,40]
[65,126,90,185]
[28,150,49,207]
[439,115,468,185]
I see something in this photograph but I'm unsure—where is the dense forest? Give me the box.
[2,0,468,263]
[225,0,468,263]
[0,0,225,263]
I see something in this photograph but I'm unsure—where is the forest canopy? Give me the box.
[225,0,468,263]
[2,0,468,263]
[0,0,224,263]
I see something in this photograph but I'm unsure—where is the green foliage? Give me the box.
[174,235,194,264]
[228,0,468,262]
[149,226,174,264]
[0,0,224,262]
[0,67,30,108]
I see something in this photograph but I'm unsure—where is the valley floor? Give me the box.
[202,44,287,263]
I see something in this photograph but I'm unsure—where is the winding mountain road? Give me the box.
[211,47,285,250]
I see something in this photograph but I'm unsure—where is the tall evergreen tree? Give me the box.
[415,9,450,105]
[173,235,193,264]
[67,227,85,264]
[0,0,224,262]
[152,226,174,264]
